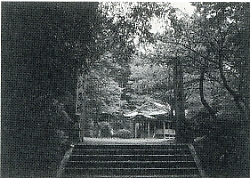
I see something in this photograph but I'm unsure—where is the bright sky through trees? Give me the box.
[171,2,195,16]
[150,2,195,34]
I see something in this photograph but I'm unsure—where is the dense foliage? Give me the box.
[2,2,99,177]
[2,2,249,177]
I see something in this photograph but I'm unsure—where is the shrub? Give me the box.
[99,122,113,138]
[113,129,132,139]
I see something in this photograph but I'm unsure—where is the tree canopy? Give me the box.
[2,2,250,177]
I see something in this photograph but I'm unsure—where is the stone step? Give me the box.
[63,174,200,178]
[69,154,194,162]
[66,160,197,168]
[64,167,200,176]
[73,144,188,150]
[72,148,190,155]
[59,143,202,178]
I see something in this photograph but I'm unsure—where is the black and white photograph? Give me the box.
[1,2,250,177]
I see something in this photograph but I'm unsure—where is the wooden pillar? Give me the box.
[135,122,137,138]
[78,122,81,141]
[130,120,134,138]
[154,125,156,137]
[163,121,166,139]
[147,121,150,138]
[142,122,145,139]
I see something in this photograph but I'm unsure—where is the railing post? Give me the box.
[163,121,166,139]
[147,121,150,138]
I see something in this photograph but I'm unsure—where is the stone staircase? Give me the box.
[58,143,204,178]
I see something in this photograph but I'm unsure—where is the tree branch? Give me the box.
[159,38,218,65]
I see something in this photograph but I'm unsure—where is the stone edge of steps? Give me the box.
[188,144,206,178]
[57,146,74,178]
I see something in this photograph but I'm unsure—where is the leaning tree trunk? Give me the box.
[199,67,217,121]
[218,42,250,175]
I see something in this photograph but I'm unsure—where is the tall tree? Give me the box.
[192,3,250,120]
[1,2,99,175]
[192,2,250,173]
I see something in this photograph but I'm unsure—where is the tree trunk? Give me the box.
[241,16,250,173]
[78,72,88,142]
[174,57,187,143]
[199,67,217,120]
[218,35,250,175]
[218,57,246,115]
